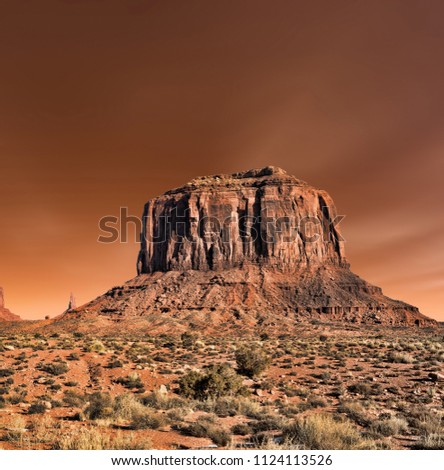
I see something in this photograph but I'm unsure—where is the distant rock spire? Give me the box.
[68,292,77,310]
[0,287,4,309]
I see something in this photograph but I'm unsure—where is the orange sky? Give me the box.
[0,0,443,320]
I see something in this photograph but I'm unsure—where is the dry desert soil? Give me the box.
[0,323,443,450]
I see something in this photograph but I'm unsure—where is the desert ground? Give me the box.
[0,323,443,450]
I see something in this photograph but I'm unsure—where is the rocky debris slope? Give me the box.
[64,167,436,332]
[0,287,21,321]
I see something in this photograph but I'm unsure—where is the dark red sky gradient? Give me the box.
[0,0,443,320]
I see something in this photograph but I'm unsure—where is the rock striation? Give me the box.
[66,167,436,332]
[0,287,21,321]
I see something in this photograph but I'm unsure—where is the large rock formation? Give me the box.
[0,287,21,321]
[137,166,346,274]
[66,167,436,333]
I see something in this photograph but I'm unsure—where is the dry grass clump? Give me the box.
[81,392,168,430]
[52,427,152,450]
[409,407,444,449]
[27,415,59,445]
[415,433,444,450]
[2,415,27,445]
[283,414,375,450]
[141,391,189,410]
[370,416,409,437]
[85,340,106,353]
[337,400,371,426]
[251,438,301,450]
[114,372,145,391]
[198,396,261,418]
[83,392,114,420]
[387,351,414,364]
[112,394,146,420]
[178,415,231,447]
[129,410,168,430]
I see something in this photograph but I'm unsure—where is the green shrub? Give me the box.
[235,346,270,378]
[64,381,78,387]
[28,402,47,414]
[0,368,14,378]
[178,364,246,400]
[40,361,69,376]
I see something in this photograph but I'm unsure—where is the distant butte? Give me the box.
[0,287,21,322]
[59,166,436,334]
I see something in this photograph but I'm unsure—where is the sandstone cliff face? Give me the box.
[0,287,21,321]
[65,166,436,331]
[138,166,347,274]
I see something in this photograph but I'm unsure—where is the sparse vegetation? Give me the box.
[0,329,442,450]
